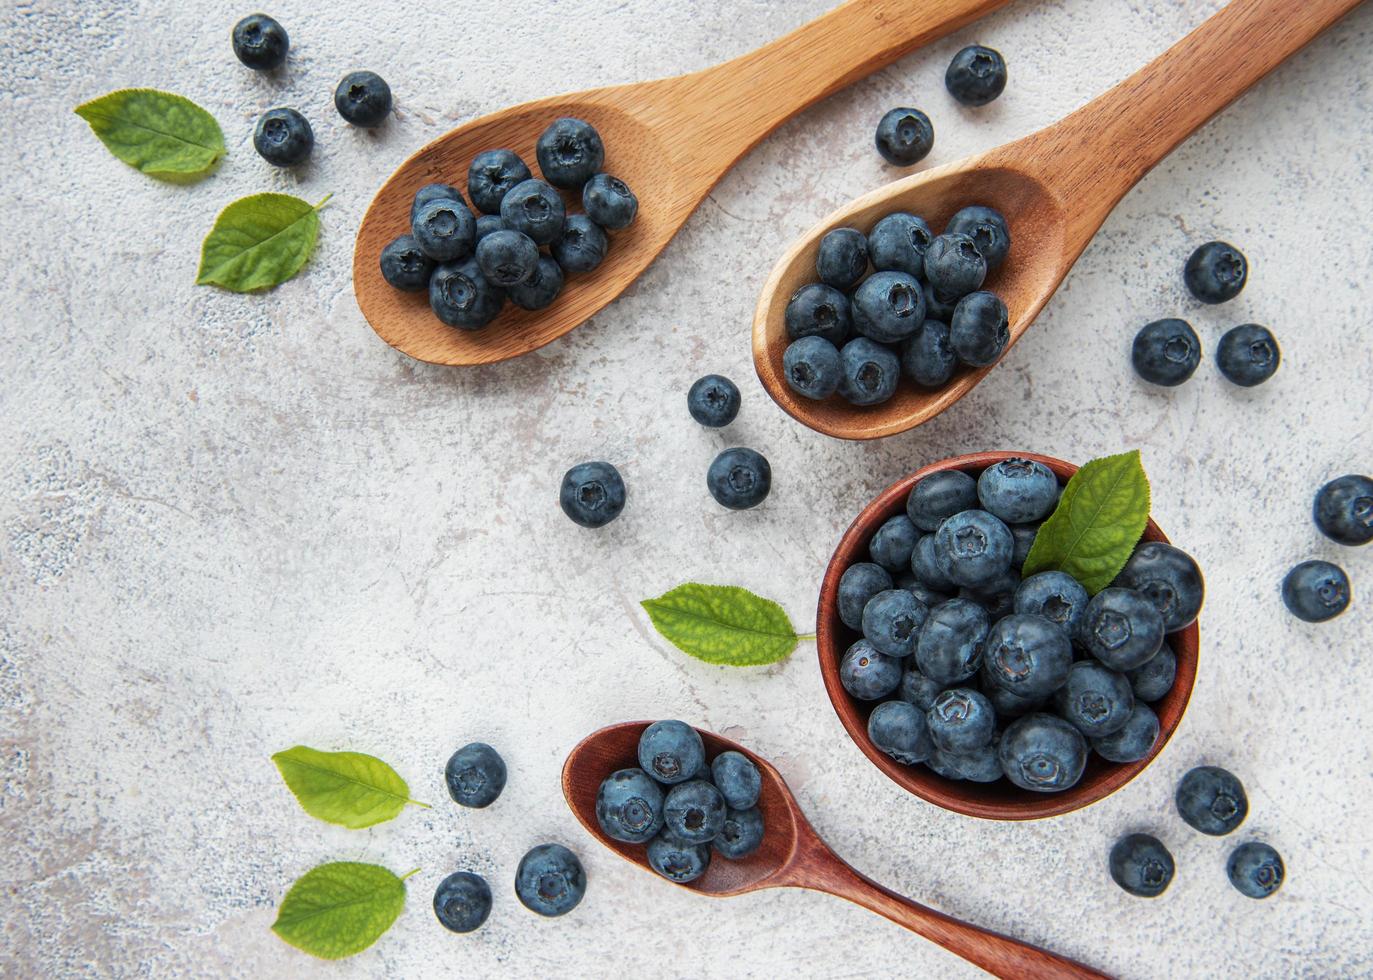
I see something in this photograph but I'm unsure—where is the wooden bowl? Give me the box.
[816,451,1198,820]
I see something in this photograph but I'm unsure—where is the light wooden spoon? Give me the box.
[564,721,1108,979]
[754,0,1363,440]
[353,0,1012,366]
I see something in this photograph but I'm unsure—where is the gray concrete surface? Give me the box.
[3,0,1371,976]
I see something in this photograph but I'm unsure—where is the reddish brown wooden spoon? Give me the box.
[564,721,1108,979]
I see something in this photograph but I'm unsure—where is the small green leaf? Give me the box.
[272,745,427,829]
[196,193,331,292]
[75,88,224,179]
[641,583,799,665]
[1022,450,1151,594]
[272,862,414,960]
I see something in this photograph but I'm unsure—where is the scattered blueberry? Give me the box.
[868,699,934,764]
[907,470,979,531]
[433,871,492,933]
[869,515,920,572]
[1078,588,1165,671]
[1126,645,1176,703]
[707,448,771,510]
[551,214,609,273]
[784,336,843,400]
[839,639,903,700]
[1184,240,1247,304]
[838,562,894,631]
[1090,701,1159,763]
[946,205,1011,269]
[998,712,1087,793]
[253,107,313,167]
[596,768,665,843]
[838,337,901,406]
[933,509,1014,589]
[901,319,958,388]
[1014,571,1089,636]
[868,212,934,278]
[1227,841,1284,899]
[535,117,604,189]
[413,198,477,262]
[232,13,288,71]
[852,271,926,344]
[924,233,986,298]
[430,258,504,329]
[945,44,1007,107]
[1216,324,1279,387]
[898,668,944,712]
[1054,660,1134,738]
[915,597,989,685]
[816,228,870,291]
[467,149,533,215]
[443,742,506,810]
[714,807,765,860]
[637,720,705,786]
[687,375,741,428]
[1313,474,1373,546]
[514,844,585,917]
[663,779,726,845]
[710,752,761,810]
[507,255,564,310]
[583,173,638,230]
[1132,318,1202,386]
[1109,834,1174,898]
[784,283,851,345]
[977,457,1057,524]
[981,613,1072,698]
[1281,560,1351,622]
[499,178,566,246]
[874,107,934,166]
[861,589,928,658]
[1114,541,1205,632]
[1175,765,1248,836]
[379,235,435,292]
[476,229,540,287]
[334,71,391,127]
[647,832,711,883]
[559,461,626,528]
[927,687,996,753]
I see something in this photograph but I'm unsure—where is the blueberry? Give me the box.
[379,235,435,292]
[1227,842,1284,899]
[998,713,1087,793]
[839,639,903,700]
[1184,241,1247,304]
[1132,318,1202,386]
[784,283,851,345]
[984,683,1045,719]
[444,742,506,808]
[945,205,1011,269]
[945,44,1007,107]
[710,752,761,810]
[924,233,986,299]
[714,807,765,860]
[467,149,533,215]
[582,173,638,230]
[692,756,714,782]
[915,597,989,685]
[948,291,1009,367]
[1216,324,1279,387]
[515,844,585,916]
[550,214,608,274]
[334,71,391,127]
[837,337,900,406]
[1175,765,1248,836]
[687,375,741,427]
[638,720,705,786]
[923,281,961,321]
[861,589,928,658]
[232,13,288,71]
[1090,701,1159,763]
[1313,474,1373,546]
[559,461,626,528]
[1055,660,1133,737]
[596,768,665,843]
[927,688,995,753]
[1114,541,1205,632]
[868,213,934,278]
[507,255,564,310]
[925,747,965,780]
[1010,524,1038,570]
[911,533,956,591]
[433,871,492,933]
[1126,645,1176,702]
[852,271,926,344]
[647,832,711,883]
[961,569,1019,622]
[907,470,979,531]
[663,779,726,844]
[412,183,464,224]
[1078,588,1165,671]
[535,117,604,189]
[252,107,313,167]
[867,699,933,764]
[982,614,1073,698]
[898,668,944,711]
[429,258,504,329]
[870,515,920,572]
[476,229,540,287]
[413,198,477,262]
[901,319,957,388]
[1281,560,1351,622]
[499,178,566,246]
[816,228,869,291]
[784,336,842,400]
[874,107,934,166]
[934,740,1002,782]
[1108,834,1174,898]
[977,458,1057,524]
[1014,571,1089,636]
[837,562,893,631]
[474,215,506,241]
[933,509,1014,588]
[707,448,770,510]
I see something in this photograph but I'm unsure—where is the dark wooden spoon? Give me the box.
[563,721,1108,978]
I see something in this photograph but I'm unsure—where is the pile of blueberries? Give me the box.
[595,721,766,884]
[1281,473,1370,623]
[781,205,1012,408]
[835,458,1203,792]
[378,117,639,330]
[232,14,395,166]
[431,741,587,932]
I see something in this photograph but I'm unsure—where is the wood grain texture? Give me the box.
[753,0,1364,439]
[563,721,1109,979]
[816,451,1198,820]
[352,0,1011,366]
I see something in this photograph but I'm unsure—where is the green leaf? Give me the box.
[272,862,415,960]
[1022,450,1151,594]
[271,746,427,829]
[75,89,224,180]
[641,583,800,665]
[196,193,331,292]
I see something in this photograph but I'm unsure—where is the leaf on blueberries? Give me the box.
[271,745,427,829]
[641,583,800,666]
[75,89,224,179]
[196,193,331,292]
[1022,450,1151,594]
[271,862,414,960]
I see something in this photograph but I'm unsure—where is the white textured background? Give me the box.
[3,0,1372,976]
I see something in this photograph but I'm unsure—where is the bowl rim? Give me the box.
[816,450,1198,820]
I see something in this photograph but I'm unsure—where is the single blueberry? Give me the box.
[911,533,956,591]
[861,589,928,658]
[1010,524,1038,570]
[839,639,903,700]
[998,713,1087,793]
[923,281,961,321]
[687,375,741,428]
[977,457,1058,524]
[1091,701,1159,763]
[429,258,504,329]
[1055,660,1134,737]
[1109,834,1174,898]
[961,570,1019,621]
[838,562,894,630]
[232,13,288,71]
[945,44,1007,107]
[467,149,533,215]
[784,336,843,400]
[663,779,726,844]
[551,214,609,274]
[647,832,711,883]
[933,509,1014,589]
[868,699,934,764]
[874,107,934,166]
[907,469,979,531]
[901,319,957,388]
[692,756,714,783]
[707,448,771,510]
[925,747,965,780]
[433,871,492,933]
[474,214,506,241]
[898,667,944,712]
[837,337,900,406]
[1175,765,1248,836]
[949,291,1009,367]
[444,742,507,808]
[981,613,1073,699]
[499,178,566,246]
[1126,645,1176,702]
[925,232,987,299]
[1184,241,1247,304]
[784,283,851,345]
[596,768,665,843]
[413,198,477,262]
[1227,842,1284,899]
[870,515,920,572]
[1216,324,1279,387]
[1132,318,1202,386]
[945,205,1011,269]
[710,752,761,810]
[507,255,564,310]
[915,597,989,685]
[869,212,934,278]
[252,107,313,167]
[535,117,604,189]
[412,183,464,224]
[984,683,1045,719]
[714,807,765,860]
[935,740,1003,782]
[1114,541,1205,632]
[1313,474,1373,546]
[816,228,870,291]
[582,173,638,230]
[1281,560,1351,622]
[515,844,585,917]
[559,461,626,528]
[927,687,996,753]
[476,229,540,287]
[334,71,391,127]
[638,721,705,786]
[379,234,435,292]
[1014,571,1089,636]
[852,271,926,344]
[1078,588,1165,671]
